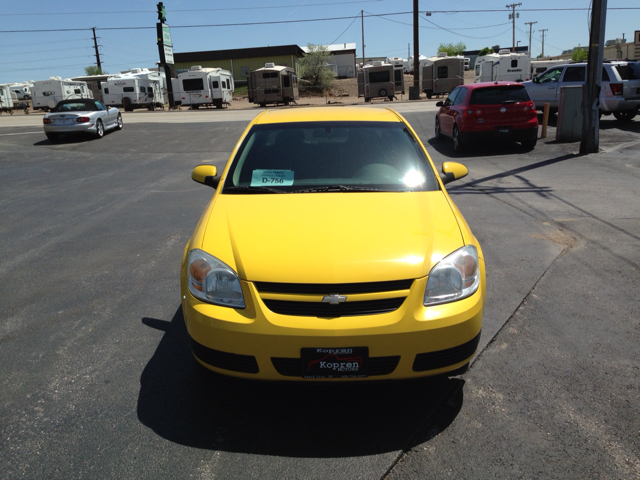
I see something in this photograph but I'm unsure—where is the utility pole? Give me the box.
[580,0,607,154]
[525,21,537,56]
[540,29,548,57]
[92,27,102,73]
[409,0,420,99]
[506,3,522,52]
[361,11,365,66]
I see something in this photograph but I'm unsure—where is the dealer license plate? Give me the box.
[56,119,74,125]
[496,126,511,134]
[301,347,369,378]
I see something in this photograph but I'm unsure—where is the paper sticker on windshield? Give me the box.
[250,169,294,186]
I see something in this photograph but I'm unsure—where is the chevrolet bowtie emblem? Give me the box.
[321,294,347,305]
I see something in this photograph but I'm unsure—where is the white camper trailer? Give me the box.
[31,77,93,111]
[420,54,464,98]
[474,50,530,83]
[530,59,572,78]
[247,64,299,107]
[101,69,165,111]
[358,61,396,102]
[174,66,234,109]
[0,84,15,114]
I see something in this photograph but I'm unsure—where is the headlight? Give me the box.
[424,245,480,306]
[187,249,245,308]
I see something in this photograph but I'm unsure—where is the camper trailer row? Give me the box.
[172,66,235,109]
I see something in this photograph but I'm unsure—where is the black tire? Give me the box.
[427,91,433,99]
[216,100,223,109]
[95,119,104,139]
[364,97,371,103]
[116,113,123,130]
[613,110,637,122]
[378,89,387,97]
[521,137,537,150]
[434,116,442,141]
[388,96,394,101]
[122,97,132,112]
[46,133,59,142]
[452,124,464,152]
[148,103,156,111]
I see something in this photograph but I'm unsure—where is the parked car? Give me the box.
[435,82,539,152]
[182,106,485,381]
[522,61,640,121]
[43,99,123,142]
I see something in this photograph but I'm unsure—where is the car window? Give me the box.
[562,66,586,82]
[469,86,530,104]
[223,122,439,193]
[53,101,97,112]
[613,64,640,80]
[538,67,564,83]
[453,87,467,105]
[602,67,610,82]
[95,101,106,111]
[445,88,459,106]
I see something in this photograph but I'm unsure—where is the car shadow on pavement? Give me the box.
[427,137,538,158]
[137,306,465,457]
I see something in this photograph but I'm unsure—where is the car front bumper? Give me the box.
[181,270,485,381]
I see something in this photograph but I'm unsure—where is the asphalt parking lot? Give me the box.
[1,104,638,479]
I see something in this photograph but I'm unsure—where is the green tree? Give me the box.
[478,47,494,56]
[84,65,105,75]
[571,45,588,62]
[437,42,467,56]
[299,44,334,90]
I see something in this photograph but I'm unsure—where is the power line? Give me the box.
[329,14,360,45]
[421,16,512,40]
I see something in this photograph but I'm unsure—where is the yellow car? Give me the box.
[181,107,485,381]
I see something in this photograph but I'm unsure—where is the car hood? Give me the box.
[199,191,464,283]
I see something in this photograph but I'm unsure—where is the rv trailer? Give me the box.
[420,54,464,98]
[0,84,15,114]
[247,64,299,107]
[174,66,234,109]
[387,57,406,95]
[31,77,93,111]
[474,49,531,83]
[358,61,396,102]
[101,69,165,111]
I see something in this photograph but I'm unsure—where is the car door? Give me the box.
[439,88,460,136]
[527,67,564,106]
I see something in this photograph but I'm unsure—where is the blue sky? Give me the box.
[1,0,638,85]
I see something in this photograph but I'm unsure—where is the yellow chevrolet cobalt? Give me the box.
[181,107,485,381]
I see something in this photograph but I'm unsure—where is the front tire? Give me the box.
[434,116,442,141]
[95,120,104,139]
[116,113,123,130]
[613,110,637,122]
[452,124,464,152]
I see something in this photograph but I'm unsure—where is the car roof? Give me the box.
[253,106,403,125]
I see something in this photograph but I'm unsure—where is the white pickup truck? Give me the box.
[522,61,640,121]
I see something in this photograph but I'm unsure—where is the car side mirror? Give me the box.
[192,165,219,188]
[440,162,468,185]
[436,101,444,107]
[532,77,539,84]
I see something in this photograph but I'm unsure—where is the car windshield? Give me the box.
[469,86,530,105]
[222,121,439,193]
[52,101,98,112]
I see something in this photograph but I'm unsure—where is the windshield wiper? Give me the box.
[224,186,286,194]
[502,99,518,104]
[293,185,394,193]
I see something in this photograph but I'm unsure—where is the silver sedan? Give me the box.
[43,99,123,142]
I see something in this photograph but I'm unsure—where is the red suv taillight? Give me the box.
[610,83,623,96]
[43,118,51,124]
[77,116,90,123]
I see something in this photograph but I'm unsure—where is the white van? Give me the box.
[174,66,234,109]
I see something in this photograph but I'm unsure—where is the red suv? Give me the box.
[435,82,539,152]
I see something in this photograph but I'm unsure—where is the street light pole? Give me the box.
[540,29,548,57]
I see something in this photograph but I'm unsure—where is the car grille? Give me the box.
[271,355,401,377]
[254,279,414,295]
[255,279,413,317]
[190,337,259,374]
[263,297,405,317]
[412,332,481,372]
